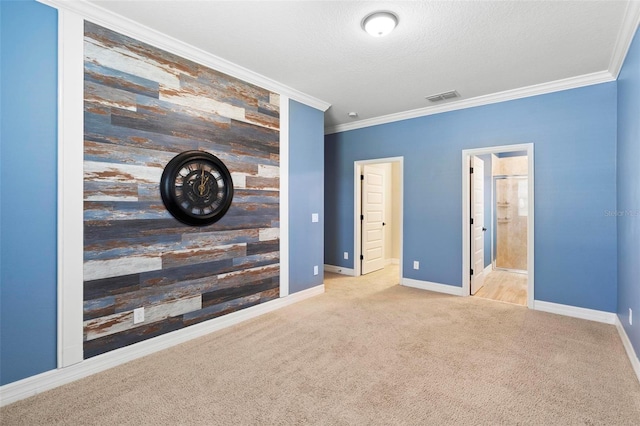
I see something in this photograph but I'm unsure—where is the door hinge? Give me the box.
[470,167,474,174]
[360,175,364,180]
[470,269,474,276]
[360,254,364,260]
[360,214,364,221]
[470,218,474,225]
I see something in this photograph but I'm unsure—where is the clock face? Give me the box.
[160,151,234,226]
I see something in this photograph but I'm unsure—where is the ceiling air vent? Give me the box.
[426,90,460,103]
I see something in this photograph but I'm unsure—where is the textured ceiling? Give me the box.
[88,1,632,132]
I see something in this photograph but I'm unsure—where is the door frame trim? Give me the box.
[462,144,535,308]
[354,157,404,280]
[470,155,486,295]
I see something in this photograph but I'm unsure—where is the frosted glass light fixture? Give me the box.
[362,11,398,37]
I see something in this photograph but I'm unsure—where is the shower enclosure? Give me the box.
[494,176,528,272]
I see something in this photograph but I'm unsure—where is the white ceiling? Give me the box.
[87,1,636,132]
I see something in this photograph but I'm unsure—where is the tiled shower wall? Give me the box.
[493,156,528,271]
[82,22,280,358]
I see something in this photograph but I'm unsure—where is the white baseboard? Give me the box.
[615,317,640,385]
[483,264,492,275]
[385,258,399,265]
[401,277,464,296]
[324,264,355,276]
[0,284,324,407]
[533,300,617,324]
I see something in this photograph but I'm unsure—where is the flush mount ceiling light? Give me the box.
[362,11,398,37]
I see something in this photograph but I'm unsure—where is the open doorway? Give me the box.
[353,157,403,282]
[462,144,534,308]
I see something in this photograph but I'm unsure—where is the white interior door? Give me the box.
[362,164,386,275]
[471,156,486,294]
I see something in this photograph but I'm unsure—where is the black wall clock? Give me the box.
[160,150,234,226]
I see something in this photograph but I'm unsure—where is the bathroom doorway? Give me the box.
[462,144,534,308]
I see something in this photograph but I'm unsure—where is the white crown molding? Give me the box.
[327,0,640,136]
[36,0,331,112]
[609,0,640,79]
[401,277,464,296]
[533,300,617,325]
[0,283,324,407]
[615,317,640,385]
[325,71,614,134]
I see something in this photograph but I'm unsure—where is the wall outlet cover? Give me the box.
[630,308,633,326]
[413,261,419,270]
[133,307,145,324]
[312,213,319,223]
[344,252,349,259]
[313,265,319,275]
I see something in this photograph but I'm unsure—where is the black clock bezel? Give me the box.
[160,150,234,226]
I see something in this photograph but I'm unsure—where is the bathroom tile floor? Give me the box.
[474,270,527,306]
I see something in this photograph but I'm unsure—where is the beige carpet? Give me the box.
[2,266,639,425]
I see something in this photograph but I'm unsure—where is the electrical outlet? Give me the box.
[312,213,319,223]
[630,308,633,326]
[344,252,349,260]
[413,261,419,270]
[133,307,145,324]
[313,265,319,275]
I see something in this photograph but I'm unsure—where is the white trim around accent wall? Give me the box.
[279,96,290,297]
[50,1,297,396]
[0,284,324,407]
[57,8,85,369]
[461,144,535,308]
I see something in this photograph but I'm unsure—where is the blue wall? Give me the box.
[0,0,58,385]
[617,26,640,356]
[325,83,618,312]
[289,100,325,293]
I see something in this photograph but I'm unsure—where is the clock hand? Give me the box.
[198,172,210,196]
[201,169,206,194]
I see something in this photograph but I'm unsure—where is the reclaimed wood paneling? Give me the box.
[83,21,280,358]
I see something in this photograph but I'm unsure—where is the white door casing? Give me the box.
[461,144,534,308]
[361,164,386,275]
[470,156,486,295]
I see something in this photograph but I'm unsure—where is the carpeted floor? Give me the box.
[2,266,639,425]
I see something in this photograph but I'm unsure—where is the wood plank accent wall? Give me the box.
[83,22,280,358]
